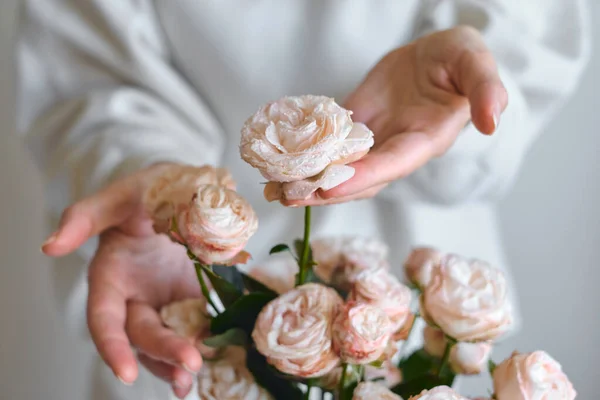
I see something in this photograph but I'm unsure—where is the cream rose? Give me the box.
[493,351,576,400]
[311,236,389,291]
[197,347,273,400]
[159,298,218,358]
[143,164,235,234]
[410,386,467,399]
[177,185,258,265]
[349,268,413,336]
[404,247,443,289]
[332,302,392,364]
[240,95,374,201]
[423,326,492,375]
[421,255,513,342]
[252,283,343,377]
[352,382,403,400]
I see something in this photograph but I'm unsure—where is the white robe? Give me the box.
[14,1,590,399]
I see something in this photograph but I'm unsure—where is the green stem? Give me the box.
[437,341,453,377]
[297,206,312,285]
[194,263,220,315]
[304,380,312,400]
[337,363,348,397]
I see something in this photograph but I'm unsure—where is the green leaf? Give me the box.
[488,359,497,375]
[394,349,455,398]
[397,349,438,382]
[200,264,243,308]
[210,292,277,335]
[246,348,304,399]
[239,271,279,297]
[369,360,385,368]
[212,265,245,293]
[270,243,291,255]
[203,328,247,348]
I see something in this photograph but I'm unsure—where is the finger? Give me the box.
[321,132,438,198]
[126,302,203,373]
[283,183,387,207]
[454,46,508,135]
[138,353,193,398]
[41,179,140,256]
[87,266,138,384]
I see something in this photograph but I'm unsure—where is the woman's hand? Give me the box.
[41,165,201,399]
[288,26,508,206]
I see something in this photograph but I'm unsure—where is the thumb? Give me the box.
[41,178,141,257]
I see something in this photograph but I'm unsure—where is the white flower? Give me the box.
[352,382,403,399]
[421,255,513,342]
[252,283,343,377]
[349,268,413,336]
[410,386,467,399]
[493,351,576,400]
[177,185,258,265]
[404,247,443,289]
[332,302,392,364]
[197,347,273,400]
[240,95,374,201]
[143,164,235,234]
[311,236,389,291]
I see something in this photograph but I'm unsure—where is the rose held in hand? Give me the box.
[240,95,374,201]
[177,185,258,265]
[493,351,576,400]
[252,283,343,377]
[421,255,513,342]
[332,302,392,364]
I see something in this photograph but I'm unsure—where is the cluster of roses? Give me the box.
[143,95,576,399]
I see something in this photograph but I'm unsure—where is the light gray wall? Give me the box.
[1,1,598,399]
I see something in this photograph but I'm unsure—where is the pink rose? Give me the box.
[421,255,513,342]
[143,164,235,234]
[353,382,403,400]
[311,236,389,291]
[410,386,467,399]
[198,347,273,400]
[423,326,492,375]
[404,247,443,289]
[493,351,576,400]
[252,283,343,378]
[177,185,258,265]
[240,95,374,201]
[349,268,413,336]
[332,302,392,364]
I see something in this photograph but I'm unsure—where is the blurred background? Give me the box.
[1,1,598,399]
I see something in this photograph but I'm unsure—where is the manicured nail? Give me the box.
[492,103,501,133]
[182,363,199,374]
[117,376,133,386]
[42,231,59,247]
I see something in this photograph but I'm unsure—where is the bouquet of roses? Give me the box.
[145,96,576,399]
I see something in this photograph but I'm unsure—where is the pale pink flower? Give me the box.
[421,255,513,342]
[404,247,443,289]
[198,347,273,400]
[240,95,374,201]
[332,302,392,364]
[423,326,492,375]
[409,386,468,399]
[143,164,235,234]
[353,382,403,400]
[252,283,343,377]
[493,351,576,400]
[365,362,403,388]
[311,236,389,291]
[177,185,258,265]
[349,268,413,336]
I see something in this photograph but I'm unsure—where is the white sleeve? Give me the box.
[16,0,225,216]
[393,0,591,205]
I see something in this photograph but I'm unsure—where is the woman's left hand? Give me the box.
[289,26,508,206]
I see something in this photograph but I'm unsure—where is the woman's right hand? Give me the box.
[41,164,203,399]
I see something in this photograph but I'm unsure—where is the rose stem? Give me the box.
[437,341,454,377]
[396,314,419,359]
[304,381,312,400]
[297,205,312,285]
[337,363,348,397]
[194,263,221,315]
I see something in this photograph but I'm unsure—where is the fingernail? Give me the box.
[117,376,133,386]
[42,231,59,247]
[182,363,199,374]
[288,204,299,208]
[492,103,501,132]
